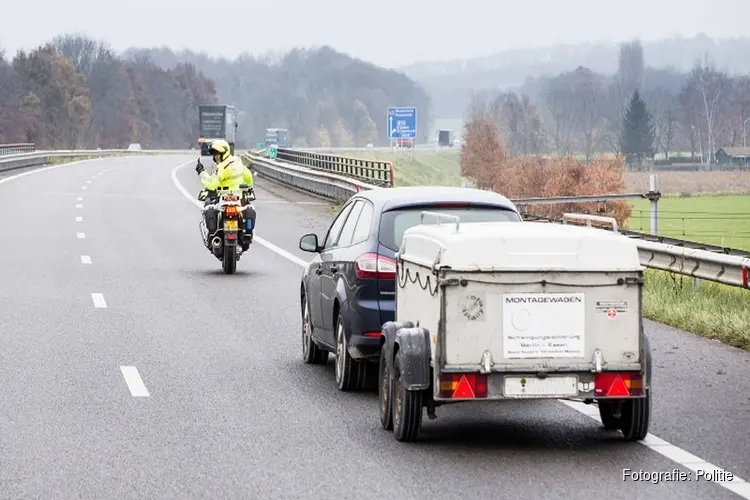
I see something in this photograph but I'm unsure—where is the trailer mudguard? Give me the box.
[394,326,431,391]
[380,321,414,371]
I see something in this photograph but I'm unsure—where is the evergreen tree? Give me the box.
[619,90,655,165]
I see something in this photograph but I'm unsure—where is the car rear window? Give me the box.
[378,206,522,251]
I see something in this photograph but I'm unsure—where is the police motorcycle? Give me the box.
[196,159,257,275]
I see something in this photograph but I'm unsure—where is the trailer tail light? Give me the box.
[354,253,396,279]
[362,332,381,338]
[439,373,488,399]
[742,266,748,287]
[594,372,643,397]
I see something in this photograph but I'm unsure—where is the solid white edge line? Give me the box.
[120,366,150,397]
[169,161,309,268]
[76,232,85,239]
[91,293,107,308]
[170,158,750,498]
[76,216,83,222]
[80,255,92,264]
[559,400,749,497]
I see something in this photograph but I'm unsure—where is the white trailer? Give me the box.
[377,213,652,442]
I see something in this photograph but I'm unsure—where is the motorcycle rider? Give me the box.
[195,140,256,251]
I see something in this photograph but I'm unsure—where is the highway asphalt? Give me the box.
[0,154,748,499]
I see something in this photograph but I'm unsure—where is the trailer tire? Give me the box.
[378,347,393,430]
[620,335,652,441]
[598,401,621,430]
[392,355,423,442]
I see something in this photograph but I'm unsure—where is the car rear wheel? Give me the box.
[302,296,328,365]
[334,316,366,391]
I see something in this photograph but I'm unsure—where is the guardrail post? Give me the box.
[647,174,660,236]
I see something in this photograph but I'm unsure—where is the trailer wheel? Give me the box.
[597,401,621,430]
[378,347,393,430]
[620,335,652,441]
[392,355,423,442]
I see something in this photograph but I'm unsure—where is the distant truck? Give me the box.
[198,105,238,156]
[264,128,289,148]
[438,129,454,147]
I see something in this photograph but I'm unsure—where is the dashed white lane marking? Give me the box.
[120,366,150,397]
[169,161,309,268]
[76,204,83,208]
[80,255,92,264]
[560,400,749,497]
[77,197,83,201]
[76,232,85,239]
[81,186,87,190]
[91,293,107,308]
[75,216,83,222]
[169,157,750,500]
[86,180,92,184]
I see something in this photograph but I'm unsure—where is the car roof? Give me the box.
[352,186,518,213]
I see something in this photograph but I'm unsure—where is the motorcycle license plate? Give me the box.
[224,220,238,231]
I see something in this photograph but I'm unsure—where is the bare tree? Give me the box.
[542,74,576,156]
[644,87,678,159]
[682,60,730,162]
[569,67,607,162]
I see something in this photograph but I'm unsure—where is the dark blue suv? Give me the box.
[298,186,522,391]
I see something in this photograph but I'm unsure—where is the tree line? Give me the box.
[0,35,218,149]
[0,34,433,150]
[122,45,433,148]
[470,40,750,163]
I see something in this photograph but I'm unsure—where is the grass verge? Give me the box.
[644,269,750,350]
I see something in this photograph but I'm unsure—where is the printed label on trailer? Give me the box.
[595,300,628,313]
[502,293,585,359]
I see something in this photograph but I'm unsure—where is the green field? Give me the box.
[629,196,750,250]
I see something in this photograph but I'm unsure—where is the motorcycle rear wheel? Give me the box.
[222,244,237,274]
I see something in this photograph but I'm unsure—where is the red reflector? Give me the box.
[226,233,237,240]
[452,375,475,398]
[594,372,642,397]
[607,376,630,397]
[743,266,748,287]
[362,332,380,338]
[438,373,488,399]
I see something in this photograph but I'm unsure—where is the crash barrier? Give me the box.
[244,151,750,290]
[0,143,36,156]
[0,149,196,174]
[254,147,394,187]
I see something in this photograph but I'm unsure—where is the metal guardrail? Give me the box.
[269,147,394,187]
[244,150,750,290]
[0,143,36,156]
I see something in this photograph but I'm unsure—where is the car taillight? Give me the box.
[594,372,643,397]
[439,373,488,399]
[354,253,396,279]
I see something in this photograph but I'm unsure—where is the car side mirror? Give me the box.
[299,233,320,253]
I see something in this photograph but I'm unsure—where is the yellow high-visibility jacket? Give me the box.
[200,156,254,191]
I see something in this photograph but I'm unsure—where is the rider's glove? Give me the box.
[195,162,204,174]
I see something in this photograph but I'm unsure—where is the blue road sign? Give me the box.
[387,107,417,140]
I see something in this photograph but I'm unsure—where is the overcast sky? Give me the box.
[0,0,745,67]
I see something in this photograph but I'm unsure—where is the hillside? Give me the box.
[122,46,433,148]
[402,34,750,118]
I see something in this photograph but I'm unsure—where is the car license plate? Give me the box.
[503,375,578,398]
[224,220,238,230]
